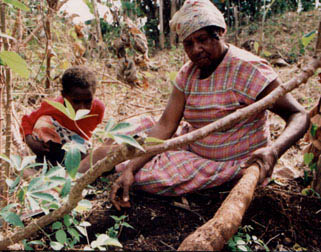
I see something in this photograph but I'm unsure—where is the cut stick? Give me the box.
[178,165,259,251]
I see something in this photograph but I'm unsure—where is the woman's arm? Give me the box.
[243,78,309,184]
[111,86,186,209]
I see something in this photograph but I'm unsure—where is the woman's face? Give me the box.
[183,28,224,69]
[63,87,94,112]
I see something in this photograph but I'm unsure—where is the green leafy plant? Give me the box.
[95,118,145,152]
[85,215,134,250]
[49,214,88,250]
[228,225,269,251]
[22,240,45,250]
[22,214,91,250]
[0,204,24,227]
[299,30,317,55]
[3,0,30,11]
[303,152,317,186]
[107,215,134,238]
[0,51,30,78]
[0,155,69,222]
[89,233,123,250]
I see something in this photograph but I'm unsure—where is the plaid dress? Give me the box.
[118,45,278,195]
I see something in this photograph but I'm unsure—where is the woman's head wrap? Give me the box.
[170,0,226,41]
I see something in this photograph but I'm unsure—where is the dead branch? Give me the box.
[21,22,42,47]
[1,0,12,210]
[56,0,68,11]
[91,0,102,42]
[0,56,320,249]
[11,105,28,156]
[44,4,53,89]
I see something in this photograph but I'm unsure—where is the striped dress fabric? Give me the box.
[118,45,278,196]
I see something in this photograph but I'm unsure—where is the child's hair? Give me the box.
[61,66,97,94]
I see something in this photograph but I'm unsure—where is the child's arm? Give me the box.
[25,135,50,156]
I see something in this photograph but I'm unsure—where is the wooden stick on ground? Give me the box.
[178,165,260,251]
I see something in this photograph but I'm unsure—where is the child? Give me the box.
[20,66,105,166]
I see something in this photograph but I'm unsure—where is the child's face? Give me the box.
[63,87,94,112]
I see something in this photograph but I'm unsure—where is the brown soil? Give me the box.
[84,174,321,251]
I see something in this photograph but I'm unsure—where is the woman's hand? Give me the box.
[111,168,135,211]
[25,134,50,156]
[241,146,278,186]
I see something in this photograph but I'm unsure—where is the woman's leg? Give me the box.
[133,150,244,196]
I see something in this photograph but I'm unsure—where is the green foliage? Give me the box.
[45,214,89,250]
[108,215,134,238]
[303,152,317,186]
[4,0,30,11]
[228,225,269,251]
[121,0,143,18]
[214,0,314,26]
[301,187,321,198]
[301,31,317,48]
[0,204,24,227]
[0,51,30,78]
[85,215,134,250]
[0,155,68,217]
[82,0,94,14]
[23,240,45,250]
[95,118,145,152]
[45,99,94,121]
[144,18,159,48]
[64,146,81,179]
[90,233,123,249]
[311,124,318,137]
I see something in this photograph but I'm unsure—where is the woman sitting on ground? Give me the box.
[109,0,309,209]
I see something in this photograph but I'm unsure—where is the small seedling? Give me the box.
[228,225,269,251]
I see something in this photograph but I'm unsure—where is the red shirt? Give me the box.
[21,96,105,140]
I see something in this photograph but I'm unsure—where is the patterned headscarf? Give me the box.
[170,0,226,41]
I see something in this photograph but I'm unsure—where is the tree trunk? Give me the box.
[0,0,11,209]
[91,0,102,42]
[169,0,177,47]
[0,76,3,155]
[159,0,165,49]
[44,3,53,89]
